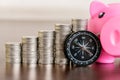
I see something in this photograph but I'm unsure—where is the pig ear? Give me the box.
[90,0,108,16]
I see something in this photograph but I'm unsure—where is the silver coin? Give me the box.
[54,46,64,50]
[38,43,54,48]
[5,43,21,51]
[55,24,72,30]
[22,52,38,55]
[38,37,54,41]
[22,43,37,46]
[22,54,38,58]
[38,50,54,53]
[22,57,38,63]
[22,51,37,54]
[6,58,21,63]
[39,53,54,57]
[22,45,37,52]
[38,30,55,64]
[22,58,37,64]
[6,47,21,51]
[6,53,21,57]
[54,24,72,65]
[39,51,54,54]
[6,57,21,60]
[6,60,21,63]
[6,56,21,59]
[5,42,21,46]
[5,42,22,63]
[38,39,54,43]
[38,38,54,43]
[38,58,54,64]
[38,45,54,49]
[39,50,54,56]
[40,54,54,57]
[38,46,54,50]
[39,57,54,61]
[55,36,69,42]
[72,18,88,32]
[22,58,38,62]
[55,54,66,58]
[22,56,38,59]
[22,55,38,58]
[6,49,21,53]
[21,36,38,64]
[38,30,55,37]
[22,36,38,44]
[39,52,54,56]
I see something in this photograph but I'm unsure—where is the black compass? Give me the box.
[64,31,102,66]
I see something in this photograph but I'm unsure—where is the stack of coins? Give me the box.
[38,30,55,64]
[55,24,72,64]
[5,42,21,63]
[22,36,38,64]
[72,19,88,32]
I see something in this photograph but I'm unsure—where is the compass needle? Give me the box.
[85,46,91,49]
[82,40,85,46]
[85,42,89,47]
[78,42,82,47]
[84,48,93,56]
[72,45,80,49]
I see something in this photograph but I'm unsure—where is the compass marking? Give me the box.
[84,42,89,47]
[83,48,93,57]
[74,49,81,56]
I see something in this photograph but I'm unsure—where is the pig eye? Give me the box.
[98,12,105,18]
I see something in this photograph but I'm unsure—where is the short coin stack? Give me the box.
[72,19,88,32]
[5,42,21,63]
[38,30,55,64]
[55,24,72,64]
[22,36,38,64]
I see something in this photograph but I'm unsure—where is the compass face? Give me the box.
[64,31,101,66]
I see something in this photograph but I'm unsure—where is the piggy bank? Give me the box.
[88,0,120,63]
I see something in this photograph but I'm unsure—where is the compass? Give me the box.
[64,31,102,66]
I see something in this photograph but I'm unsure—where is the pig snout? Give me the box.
[100,17,120,56]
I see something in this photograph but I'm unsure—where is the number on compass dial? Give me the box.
[64,31,101,66]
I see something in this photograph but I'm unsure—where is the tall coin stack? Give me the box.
[5,42,21,63]
[22,36,38,64]
[55,24,72,64]
[72,19,88,32]
[38,30,55,64]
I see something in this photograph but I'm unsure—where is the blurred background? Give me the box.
[0,0,120,62]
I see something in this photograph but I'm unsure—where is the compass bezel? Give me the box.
[64,31,102,66]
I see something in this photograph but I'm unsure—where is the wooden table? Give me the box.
[0,61,120,80]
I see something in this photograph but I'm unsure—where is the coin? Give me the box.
[22,36,38,44]
[5,42,21,63]
[21,36,38,64]
[72,18,88,32]
[54,24,72,64]
[38,30,55,64]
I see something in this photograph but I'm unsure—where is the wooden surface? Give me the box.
[0,61,120,80]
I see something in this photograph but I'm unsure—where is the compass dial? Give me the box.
[64,31,102,66]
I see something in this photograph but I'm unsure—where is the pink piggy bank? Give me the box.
[88,0,120,63]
